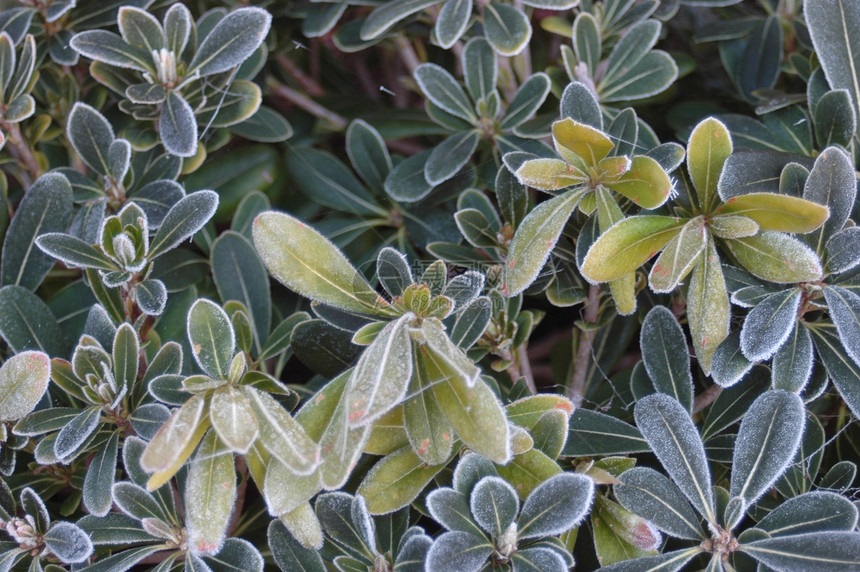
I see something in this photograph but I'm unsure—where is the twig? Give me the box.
[395,35,421,75]
[276,55,325,97]
[268,81,349,131]
[693,384,722,414]
[226,457,249,537]
[2,121,41,184]
[567,284,601,407]
[517,343,537,393]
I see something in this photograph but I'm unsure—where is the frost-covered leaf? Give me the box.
[414,63,476,123]
[140,394,209,490]
[54,406,101,460]
[615,467,705,540]
[726,232,822,284]
[186,431,236,555]
[405,347,455,465]
[710,333,753,388]
[593,548,702,572]
[822,286,860,368]
[564,409,650,456]
[640,306,693,412]
[518,472,594,539]
[715,192,829,234]
[826,227,860,274]
[188,7,271,76]
[346,313,412,427]
[210,385,258,454]
[268,519,325,572]
[728,390,804,520]
[757,491,858,536]
[425,131,480,186]
[0,351,50,421]
[357,446,449,514]
[159,91,197,158]
[253,211,394,317]
[687,117,731,211]
[803,146,857,253]
[112,481,169,522]
[469,476,518,538]
[421,318,481,386]
[739,289,801,362]
[425,531,493,572]
[634,393,716,524]
[149,190,218,259]
[377,247,412,299]
[648,217,706,293]
[773,321,814,393]
[740,531,860,571]
[687,236,729,374]
[70,30,153,72]
[809,325,860,420]
[426,488,485,536]
[245,387,319,476]
[43,522,93,564]
[187,298,235,379]
[483,1,531,56]
[66,103,114,176]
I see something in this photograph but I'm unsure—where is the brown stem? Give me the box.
[693,384,722,414]
[225,457,249,537]
[516,344,537,394]
[276,55,326,97]
[567,284,601,407]
[394,35,421,75]
[2,121,41,184]
[267,81,349,131]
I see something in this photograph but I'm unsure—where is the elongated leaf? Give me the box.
[757,491,858,536]
[66,102,115,176]
[737,15,782,100]
[360,0,439,40]
[83,430,119,516]
[405,345,454,465]
[518,473,594,539]
[149,190,218,259]
[729,390,804,518]
[186,431,236,555]
[35,233,116,271]
[253,211,394,317]
[1,173,73,289]
[113,322,139,390]
[70,30,154,72]
[435,0,470,48]
[717,192,829,234]
[649,217,706,293]
[425,531,493,572]
[245,387,319,476]
[710,333,753,388]
[187,299,234,379]
[345,119,392,193]
[772,321,814,392]
[357,446,450,514]
[483,2,531,56]
[54,405,101,460]
[463,37,496,104]
[599,51,678,102]
[806,0,860,129]
[504,189,584,295]
[425,130,480,186]
[814,89,856,148]
[345,313,413,427]
[634,393,715,524]
[470,476,518,537]
[414,63,476,123]
[500,73,551,130]
[141,394,210,490]
[564,409,649,456]
[0,351,50,422]
[803,146,856,254]
[188,7,271,76]
[641,306,693,411]
[210,385,258,454]
[809,325,860,419]
[268,519,325,572]
[740,531,860,571]
[823,286,860,368]
[582,216,685,283]
[0,285,66,356]
[616,467,704,540]
[421,318,481,386]
[726,232,822,284]
[687,117,731,212]
[560,81,602,129]
[687,236,729,374]
[826,227,860,274]
[573,12,601,77]
[160,91,197,158]
[739,289,801,362]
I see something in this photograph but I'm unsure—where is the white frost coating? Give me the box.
[614,467,704,541]
[263,458,320,516]
[426,488,473,533]
[823,286,860,368]
[469,476,519,537]
[772,322,814,393]
[345,313,413,427]
[756,490,858,535]
[66,103,115,175]
[111,481,167,521]
[421,318,481,387]
[376,247,412,298]
[517,472,594,540]
[0,350,50,422]
[244,387,320,476]
[351,495,377,552]
[633,393,716,524]
[187,298,235,379]
[185,433,236,556]
[209,386,259,454]
[426,531,493,572]
[187,7,272,77]
[452,452,497,495]
[140,394,206,472]
[648,217,706,293]
[414,63,477,123]
[442,271,485,310]
[826,226,860,273]
[739,289,802,362]
[728,231,823,284]
[279,502,324,550]
[640,306,693,411]
[710,334,753,388]
[729,390,804,508]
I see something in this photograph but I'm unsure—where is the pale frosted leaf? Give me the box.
[615,467,705,540]
[43,521,93,564]
[739,289,801,362]
[517,473,594,540]
[740,531,860,571]
[187,298,235,379]
[822,286,860,368]
[263,456,320,517]
[0,351,49,421]
[267,519,325,572]
[244,387,320,476]
[426,488,485,536]
[648,217,706,293]
[826,227,860,274]
[597,548,702,572]
[421,318,480,387]
[803,146,856,254]
[356,446,449,514]
[159,91,197,157]
[687,236,730,374]
[425,531,493,572]
[634,393,715,524]
[640,306,693,412]
[469,476,518,537]
[710,333,753,388]
[376,247,412,298]
[772,321,814,393]
[727,232,823,284]
[209,385,259,454]
[757,491,858,536]
[188,7,271,76]
[186,431,236,555]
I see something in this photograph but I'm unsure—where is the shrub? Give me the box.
[0,0,858,570]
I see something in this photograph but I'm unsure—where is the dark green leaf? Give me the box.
[615,467,704,540]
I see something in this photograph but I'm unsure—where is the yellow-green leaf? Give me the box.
[687,118,732,211]
[515,158,587,191]
[185,431,236,556]
[357,446,451,514]
[648,216,706,293]
[606,155,674,209]
[581,216,686,283]
[725,232,823,284]
[209,385,259,454]
[496,448,562,499]
[142,394,211,491]
[553,117,613,166]
[687,236,729,374]
[715,192,829,233]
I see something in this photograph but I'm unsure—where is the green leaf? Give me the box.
[483,2,531,56]
[230,105,293,143]
[0,351,49,421]
[814,89,856,148]
[725,232,823,283]
[604,20,660,88]
[573,12,601,77]
[737,15,782,101]
[739,289,801,362]
[421,318,481,386]
[360,0,440,40]
[772,321,814,392]
[641,306,694,412]
[0,285,66,356]
[451,296,490,349]
[581,216,685,283]
[709,333,754,388]
[648,216,706,293]
[803,146,857,255]
[187,298,234,379]
[1,173,73,290]
[43,522,93,564]
[117,6,164,54]
[708,215,759,239]
[415,63,476,123]
[253,211,395,317]
[405,346,455,465]
[66,103,114,176]
[436,0,471,49]
[425,130,480,186]
[515,158,585,191]
[686,117,732,212]
[615,467,704,540]
[470,476,518,537]
[212,231,271,351]
[210,385,258,454]
[196,79,262,128]
[141,393,210,490]
[345,119,392,194]
[826,227,860,274]
[135,279,167,316]
[634,393,716,524]
[599,51,678,102]
[186,431,236,555]
[463,37,496,104]
[564,409,649,456]
[82,431,119,517]
[740,532,860,571]
[159,91,197,158]
[164,3,191,55]
[376,247,412,298]
[357,446,450,514]
[54,406,101,460]
[188,7,271,76]
[384,149,434,202]
[822,286,860,368]
[757,491,858,536]
[112,322,139,392]
[77,512,158,545]
[70,29,154,72]
[715,192,829,233]
[729,390,804,520]
[687,236,729,374]
[425,531,493,572]
[806,0,860,130]
[245,387,320,476]
[268,520,325,572]
[809,325,860,419]
[500,73,551,130]
[504,189,584,296]
[518,472,594,539]
[149,190,218,259]
[426,487,486,536]
[559,81,602,129]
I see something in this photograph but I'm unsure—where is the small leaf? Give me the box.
[500,73,551,131]
[268,519,325,572]
[687,117,732,212]
[0,351,50,421]
[149,190,218,259]
[245,387,320,476]
[43,522,93,564]
[188,7,271,76]
[70,30,154,72]
[54,406,101,460]
[772,321,814,393]
[606,156,674,209]
[504,189,585,295]
[345,119,392,193]
[710,333,754,388]
[803,146,857,254]
[483,1,531,55]
[649,217,706,293]
[716,192,829,234]
[518,472,594,540]
[360,0,439,41]
[739,289,801,362]
[826,227,860,274]
[405,347,454,465]
[186,431,236,556]
[615,467,704,540]
[210,385,258,454]
[357,446,450,514]
[729,390,804,516]
[634,393,715,524]
[141,394,210,489]
[740,532,860,571]
[640,306,694,412]
[559,81,601,129]
[599,51,678,103]
[159,91,197,158]
[117,6,164,54]
[470,476,518,537]
[415,63,476,123]
[572,12,601,77]
[463,37,496,104]
[725,232,822,284]
[814,89,857,148]
[164,3,191,55]
[823,286,860,368]
[426,488,485,536]
[687,236,730,374]
[82,431,119,517]
[135,279,167,316]
[425,531,493,572]
[187,299,234,379]
[425,130,480,186]
[708,215,759,239]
